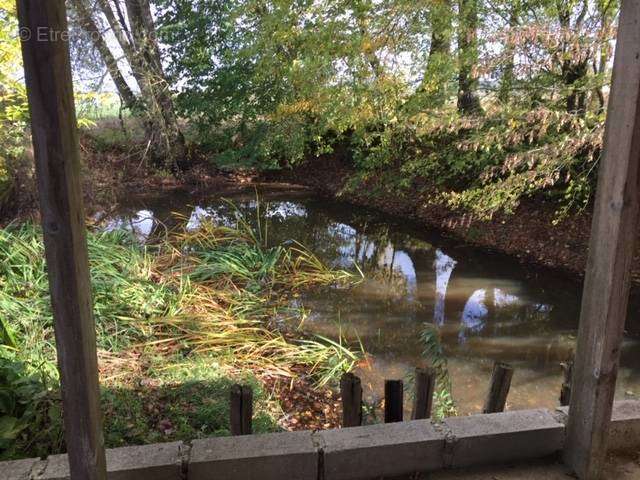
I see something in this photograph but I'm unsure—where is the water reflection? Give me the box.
[103,192,640,413]
[435,250,456,326]
[104,209,155,242]
[103,199,566,347]
[460,289,488,341]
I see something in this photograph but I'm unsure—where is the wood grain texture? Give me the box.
[564,2,640,478]
[16,1,107,479]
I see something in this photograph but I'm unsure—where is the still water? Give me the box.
[103,186,640,415]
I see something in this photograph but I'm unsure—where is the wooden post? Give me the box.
[230,384,253,435]
[16,2,106,480]
[340,373,363,427]
[560,360,574,407]
[565,2,640,478]
[483,362,513,414]
[384,380,403,423]
[412,367,436,420]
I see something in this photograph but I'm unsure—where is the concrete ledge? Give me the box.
[105,441,183,480]
[442,409,564,468]
[189,431,318,480]
[319,420,445,480]
[5,401,640,480]
[34,454,68,480]
[609,400,640,452]
[34,442,183,480]
[558,400,640,453]
[5,457,39,480]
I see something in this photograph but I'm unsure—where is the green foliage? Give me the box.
[412,107,604,220]
[0,0,29,208]
[0,349,63,460]
[156,0,420,168]
[154,0,613,219]
[421,323,457,418]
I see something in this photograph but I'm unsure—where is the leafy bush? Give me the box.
[0,349,62,460]
[0,0,29,211]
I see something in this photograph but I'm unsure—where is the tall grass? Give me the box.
[0,213,360,383]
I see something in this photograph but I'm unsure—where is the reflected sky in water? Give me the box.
[104,209,156,242]
[103,191,640,413]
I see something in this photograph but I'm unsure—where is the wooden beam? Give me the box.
[564,2,640,478]
[16,2,107,479]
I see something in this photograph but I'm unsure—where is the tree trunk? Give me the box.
[421,0,453,106]
[562,60,588,114]
[557,0,589,115]
[457,0,483,114]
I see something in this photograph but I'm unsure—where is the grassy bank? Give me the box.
[0,204,360,460]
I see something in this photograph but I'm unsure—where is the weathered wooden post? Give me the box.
[483,362,513,414]
[564,2,640,478]
[340,372,363,427]
[412,367,436,420]
[230,384,253,435]
[384,380,404,423]
[16,1,107,479]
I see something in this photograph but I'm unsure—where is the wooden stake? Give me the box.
[384,380,403,423]
[230,384,253,435]
[340,373,363,427]
[565,2,640,478]
[412,367,436,420]
[16,2,106,479]
[560,360,574,407]
[483,362,513,414]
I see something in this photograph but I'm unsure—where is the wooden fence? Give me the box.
[229,359,574,434]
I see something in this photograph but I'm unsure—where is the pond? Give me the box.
[103,185,640,416]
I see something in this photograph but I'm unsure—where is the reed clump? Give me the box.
[0,202,361,459]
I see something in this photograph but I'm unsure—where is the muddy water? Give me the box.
[105,186,640,415]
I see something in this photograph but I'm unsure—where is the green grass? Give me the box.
[0,203,362,459]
